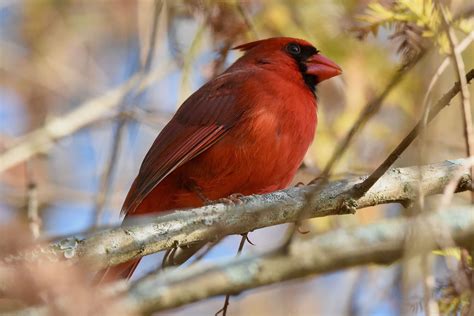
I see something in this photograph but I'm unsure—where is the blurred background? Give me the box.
[0,0,473,315]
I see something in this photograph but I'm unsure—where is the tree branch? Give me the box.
[351,69,474,198]
[113,206,474,315]
[92,0,164,227]
[320,51,425,177]
[441,10,474,203]
[0,62,175,174]
[2,159,471,272]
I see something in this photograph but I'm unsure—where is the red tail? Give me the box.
[94,258,141,284]
[94,208,144,284]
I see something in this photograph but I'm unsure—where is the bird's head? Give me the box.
[233,37,342,92]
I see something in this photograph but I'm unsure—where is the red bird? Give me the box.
[96,37,341,282]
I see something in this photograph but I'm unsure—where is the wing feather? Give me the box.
[122,72,248,215]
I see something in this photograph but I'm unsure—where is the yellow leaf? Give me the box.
[432,248,461,260]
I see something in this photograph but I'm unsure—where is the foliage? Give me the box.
[357,0,473,62]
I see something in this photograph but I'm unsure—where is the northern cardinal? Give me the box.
[96,37,341,283]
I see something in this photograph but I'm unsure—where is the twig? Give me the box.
[320,52,425,178]
[351,69,474,199]
[92,0,163,227]
[236,2,258,39]
[216,234,247,316]
[411,33,473,316]
[25,160,40,239]
[413,33,474,316]
[420,32,474,125]
[440,10,474,203]
[190,238,223,265]
[119,108,171,129]
[439,157,474,211]
[294,53,425,245]
[421,254,440,316]
[211,42,233,78]
[282,67,473,249]
[0,62,175,174]
[416,31,474,209]
[91,112,127,227]
[2,159,470,271]
[177,20,206,104]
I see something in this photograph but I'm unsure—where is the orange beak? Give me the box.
[305,53,342,83]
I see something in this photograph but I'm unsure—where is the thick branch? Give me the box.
[3,159,471,271]
[116,207,474,314]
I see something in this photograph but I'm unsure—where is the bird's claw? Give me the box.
[297,226,310,234]
[296,221,310,234]
[294,182,305,188]
[211,193,245,206]
[244,234,255,245]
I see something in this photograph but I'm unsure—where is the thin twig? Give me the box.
[0,62,175,174]
[320,52,425,178]
[118,107,171,129]
[92,117,127,227]
[92,0,163,227]
[25,160,40,239]
[216,234,248,316]
[440,9,474,203]
[420,32,474,125]
[438,157,474,211]
[190,238,223,265]
[282,67,473,249]
[336,67,474,314]
[421,254,440,316]
[211,42,233,78]
[413,32,473,316]
[351,69,474,199]
[177,20,206,105]
[290,53,426,244]
[417,31,474,209]
[413,33,474,316]
[236,2,258,39]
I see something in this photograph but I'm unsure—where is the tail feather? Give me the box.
[94,242,208,285]
[94,258,141,285]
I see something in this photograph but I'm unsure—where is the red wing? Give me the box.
[122,72,248,215]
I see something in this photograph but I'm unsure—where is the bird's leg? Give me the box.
[185,179,245,205]
[216,233,249,316]
[185,179,212,204]
[185,177,246,206]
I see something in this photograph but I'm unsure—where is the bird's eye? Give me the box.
[286,43,301,56]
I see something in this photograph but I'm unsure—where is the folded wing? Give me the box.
[122,72,248,215]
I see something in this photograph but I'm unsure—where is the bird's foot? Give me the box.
[294,182,305,188]
[208,193,245,206]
